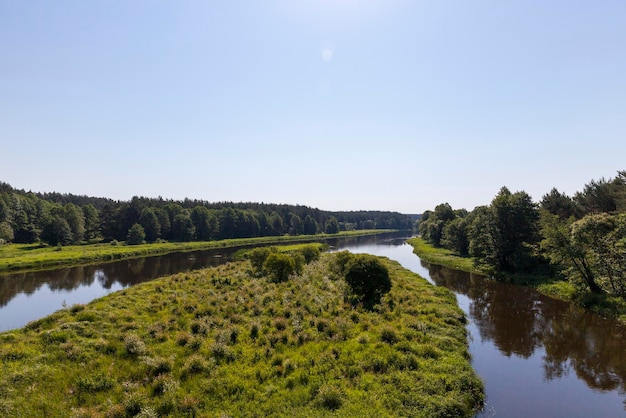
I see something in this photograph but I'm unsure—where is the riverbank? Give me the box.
[408,237,626,323]
[0,251,484,417]
[0,230,393,274]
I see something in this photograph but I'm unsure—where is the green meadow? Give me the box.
[0,247,483,417]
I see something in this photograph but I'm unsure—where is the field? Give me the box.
[0,249,484,417]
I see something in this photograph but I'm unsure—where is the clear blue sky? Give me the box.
[2,1,625,213]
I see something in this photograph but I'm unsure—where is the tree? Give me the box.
[442,217,469,256]
[303,215,318,235]
[172,212,195,241]
[63,203,85,244]
[139,208,161,242]
[418,203,456,247]
[289,214,304,236]
[540,212,599,293]
[127,223,146,245]
[469,187,540,275]
[572,213,626,295]
[343,254,391,309]
[541,188,579,219]
[574,176,622,215]
[0,221,14,243]
[325,216,340,234]
[218,208,238,239]
[190,206,218,241]
[82,204,100,241]
[154,208,171,240]
[268,211,284,236]
[100,203,120,241]
[41,216,73,246]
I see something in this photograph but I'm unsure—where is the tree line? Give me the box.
[418,171,626,296]
[0,182,413,246]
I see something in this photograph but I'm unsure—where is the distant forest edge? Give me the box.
[0,182,413,246]
[417,170,626,299]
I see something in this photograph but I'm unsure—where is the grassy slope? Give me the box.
[0,253,484,417]
[406,238,486,276]
[408,237,626,323]
[0,230,391,274]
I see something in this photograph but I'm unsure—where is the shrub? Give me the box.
[300,245,321,263]
[263,253,296,283]
[316,384,344,410]
[380,327,399,344]
[76,372,114,393]
[249,247,273,275]
[343,254,391,309]
[126,224,146,245]
[124,334,147,355]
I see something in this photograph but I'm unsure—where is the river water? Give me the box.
[1,233,625,416]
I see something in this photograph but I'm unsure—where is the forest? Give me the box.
[417,171,626,297]
[0,182,413,246]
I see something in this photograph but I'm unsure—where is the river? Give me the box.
[1,233,625,416]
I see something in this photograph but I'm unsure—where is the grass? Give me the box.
[0,230,392,274]
[0,250,484,417]
[408,237,626,324]
[407,237,486,275]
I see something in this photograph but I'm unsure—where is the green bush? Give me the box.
[300,245,321,263]
[249,247,273,275]
[127,224,146,246]
[344,253,391,309]
[263,253,296,283]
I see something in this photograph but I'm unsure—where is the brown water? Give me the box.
[348,240,626,417]
[1,234,625,416]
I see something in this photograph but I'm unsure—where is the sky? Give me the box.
[1,1,625,214]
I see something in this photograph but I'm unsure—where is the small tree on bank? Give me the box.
[127,223,146,245]
[343,253,391,309]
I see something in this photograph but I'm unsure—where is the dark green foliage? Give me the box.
[249,247,273,275]
[0,180,413,245]
[542,212,626,295]
[442,217,469,256]
[316,385,344,410]
[344,253,391,308]
[0,221,14,243]
[81,204,100,241]
[303,215,318,235]
[289,214,304,236]
[172,212,195,241]
[139,207,161,242]
[541,188,580,219]
[190,206,218,241]
[325,216,340,234]
[127,223,146,245]
[263,253,296,283]
[574,174,626,215]
[469,187,540,275]
[419,203,456,247]
[41,216,73,246]
[63,203,85,243]
[300,244,321,263]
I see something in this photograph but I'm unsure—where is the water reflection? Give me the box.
[0,249,239,330]
[0,233,405,331]
[425,262,626,394]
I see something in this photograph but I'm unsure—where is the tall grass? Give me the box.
[408,237,487,275]
[0,252,484,416]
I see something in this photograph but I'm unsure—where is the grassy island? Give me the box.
[0,249,483,417]
[0,230,393,274]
